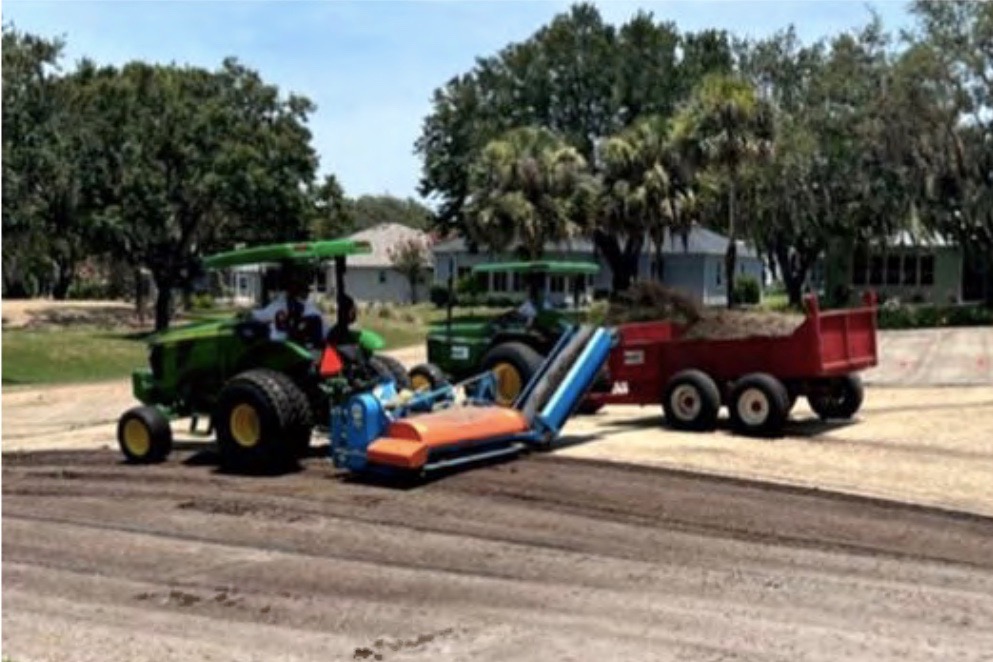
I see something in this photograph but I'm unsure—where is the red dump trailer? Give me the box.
[586,293,879,436]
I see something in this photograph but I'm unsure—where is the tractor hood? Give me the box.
[427,321,490,339]
[148,318,235,345]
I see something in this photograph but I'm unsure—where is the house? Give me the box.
[329,223,434,304]
[823,230,984,305]
[432,225,764,306]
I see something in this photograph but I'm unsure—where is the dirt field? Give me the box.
[4,300,993,660]
[4,450,993,662]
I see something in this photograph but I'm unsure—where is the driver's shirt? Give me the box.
[517,298,544,324]
[251,293,328,342]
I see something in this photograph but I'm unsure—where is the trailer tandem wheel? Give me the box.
[729,373,790,437]
[808,374,865,420]
[663,369,722,431]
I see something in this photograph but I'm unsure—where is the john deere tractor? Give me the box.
[426,260,600,406]
[117,239,443,470]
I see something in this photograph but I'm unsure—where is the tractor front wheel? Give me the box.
[409,362,448,391]
[481,343,543,406]
[118,406,173,464]
[214,369,311,472]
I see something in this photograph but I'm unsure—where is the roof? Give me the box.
[472,261,600,276]
[343,222,434,268]
[203,239,371,269]
[433,224,758,258]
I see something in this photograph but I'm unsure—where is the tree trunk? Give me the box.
[153,274,173,332]
[725,174,738,309]
[135,268,146,327]
[51,260,75,300]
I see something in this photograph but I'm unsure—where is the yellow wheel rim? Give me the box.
[492,362,522,406]
[230,404,261,448]
[122,419,151,457]
[411,374,431,391]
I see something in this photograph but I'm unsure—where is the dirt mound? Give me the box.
[2,300,144,330]
[605,282,803,340]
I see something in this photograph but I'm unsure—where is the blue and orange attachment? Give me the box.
[329,325,614,475]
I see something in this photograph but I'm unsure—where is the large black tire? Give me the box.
[408,362,448,391]
[370,355,412,390]
[214,369,311,471]
[481,342,544,406]
[662,369,721,431]
[728,373,790,437]
[117,406,173,464]
[808,375,865,420]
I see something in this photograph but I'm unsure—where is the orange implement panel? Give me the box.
[367,438,429,469]
[388,407,529,449]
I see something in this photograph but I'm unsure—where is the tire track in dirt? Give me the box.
[4,449,993,662]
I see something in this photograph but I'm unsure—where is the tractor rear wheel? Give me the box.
[214,369,311,472]
[118,406,173,463]
[370,355,412,390]
[663,369,721,431]
[729,373,790,437]
[409,362,448,391]
[481,342,543,406]
[808,375,864,420]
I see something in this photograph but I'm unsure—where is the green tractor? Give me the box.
[426,260,600,406]
[117,239,441,470]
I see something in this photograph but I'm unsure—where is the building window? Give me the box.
[550,276,565,293]
[492,272,508,291]
[886,255,901,285]
[920,255,935,286]
[378,270,387,284]
[902,255,918,285]
[512,273,522,292]
[869,255,884,286]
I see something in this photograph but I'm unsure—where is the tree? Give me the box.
[598,115,694,287]
[91,59,321,330]
[388,236,432,303]
[310,174,353,239]
[345,194,433,231]
[415,4,734,290]
[464,126,590,260]
[676,74,774,307]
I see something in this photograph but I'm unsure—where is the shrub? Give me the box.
[429,284,451,308]
[483,295,516,308]
[732,276,760,305]
[190,293,215,310]
[876,302,992,329]
[67,280,114,300]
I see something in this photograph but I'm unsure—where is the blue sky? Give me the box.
[4,1,914,202]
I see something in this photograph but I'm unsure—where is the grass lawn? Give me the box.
[1,303,509,387]
[2,326,149,386]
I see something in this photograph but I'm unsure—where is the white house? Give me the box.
[329,223,434,303]
[433,225,764,306]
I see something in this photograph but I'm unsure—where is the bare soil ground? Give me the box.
[4,450,993,662]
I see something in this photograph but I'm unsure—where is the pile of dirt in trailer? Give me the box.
[604,282,803,340]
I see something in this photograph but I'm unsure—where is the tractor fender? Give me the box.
[487,331,551,357]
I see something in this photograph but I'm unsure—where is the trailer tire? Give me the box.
[409,362,448,391]
[118,406,173,463]
[729,373,790,437]
[663,370,721,431]
[808,375,864,420]
[215,369,309,472]
[369,355,412,390]
[481,342,543,406]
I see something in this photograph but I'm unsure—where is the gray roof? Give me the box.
[433,224,757,258]
[343,222,434,268]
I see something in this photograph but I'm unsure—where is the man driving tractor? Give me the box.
[251,265,328,344]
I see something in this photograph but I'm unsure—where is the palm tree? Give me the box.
[677,75,774,308]
[465,126,590,260]
[599,116,695,284]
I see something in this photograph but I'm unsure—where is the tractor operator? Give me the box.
[251,267,328,344]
